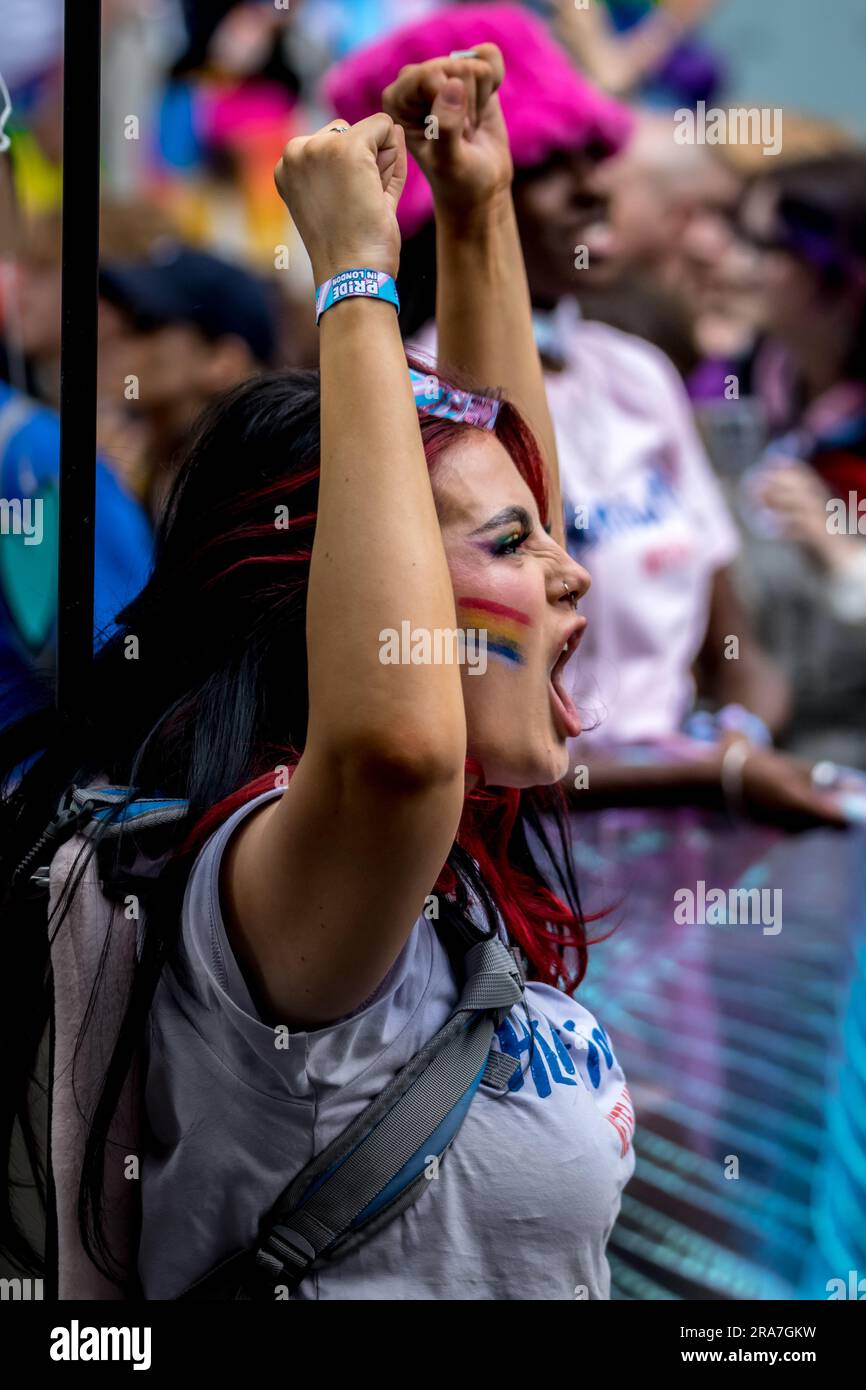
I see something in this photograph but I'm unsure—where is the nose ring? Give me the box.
[562,580,578,611]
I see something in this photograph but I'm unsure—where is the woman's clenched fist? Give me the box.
[275,115,407,286]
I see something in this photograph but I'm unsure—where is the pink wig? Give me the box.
[324,2,634,238]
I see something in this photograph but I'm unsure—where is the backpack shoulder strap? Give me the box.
[180,933,525,1301]
[31,787,524,1301]
[18,786,188,894]
[70,785,189,837]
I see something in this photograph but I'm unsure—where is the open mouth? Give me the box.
[549,620,586,740]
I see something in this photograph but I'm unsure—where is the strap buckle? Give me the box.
[253,1224,317,1296]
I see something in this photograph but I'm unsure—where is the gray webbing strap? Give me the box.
[482,1049,520,1088]
[277,936,523,1213]
[253,935,524,1288]
[70,786,188,836]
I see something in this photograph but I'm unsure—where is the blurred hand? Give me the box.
[382,44,512,219]
[660,0,719,30]
[756,460,842,565]
[732,743,848,830]
[274,115,407,285]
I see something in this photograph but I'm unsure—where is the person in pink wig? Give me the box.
[327,2,845,830]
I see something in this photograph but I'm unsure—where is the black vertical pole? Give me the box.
[45,0,103,1302]
[57,0,101,727]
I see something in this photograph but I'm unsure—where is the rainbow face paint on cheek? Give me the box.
[457,597,532,666]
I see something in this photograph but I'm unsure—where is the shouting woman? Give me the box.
[0,47,633,1301]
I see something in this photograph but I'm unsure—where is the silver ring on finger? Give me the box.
[449,49,479,59]
[329,124,350,135]
[811,760,839,788]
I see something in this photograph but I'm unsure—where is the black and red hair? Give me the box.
[175,363,589,988]
[0,362,594,1286]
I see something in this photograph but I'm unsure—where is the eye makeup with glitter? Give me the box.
[488,526,531,556]
[470,505,536,559]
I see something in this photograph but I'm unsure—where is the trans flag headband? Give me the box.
[409,367,501,431]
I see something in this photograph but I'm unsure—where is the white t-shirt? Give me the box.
[543,304,740,746]
[139,789,635,1300]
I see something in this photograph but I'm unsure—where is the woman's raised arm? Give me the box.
[223,116,467,1029]
[384,46,565,543]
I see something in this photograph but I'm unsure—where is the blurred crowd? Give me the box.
[2,0,866,795]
